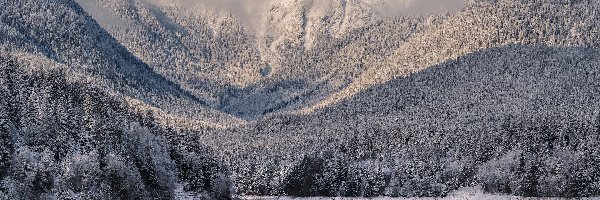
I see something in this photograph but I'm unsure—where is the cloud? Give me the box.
[75,0,132,29]
[102,0,467,31]
[143,0,269,29]
[143,0,467,19]
[376,0,468,17]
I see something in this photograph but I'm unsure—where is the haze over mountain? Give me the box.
[1,0,600,199]
[73,0,470,119]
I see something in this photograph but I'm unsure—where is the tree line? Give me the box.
[0,55,233,199]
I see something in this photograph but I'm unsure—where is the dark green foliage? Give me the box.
[123,123,177,199]
[0,88,11,180]
[283,155,326,196]
[171,139,233,200]
[477,119,600,198]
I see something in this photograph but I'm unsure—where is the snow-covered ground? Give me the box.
[239,187,600,200]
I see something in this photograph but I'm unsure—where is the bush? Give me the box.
[59,151,104,198]
[477,150,543,197]
[103,153,150,200]
[343,162,387,197]
[1,147,56,199]
[124,122,177,199]
[477,151,521,194]
[171,143,233,199]
[441,158,477,191]
[283,155,326,197]
[478,149,600,197]
[536,150,584,197]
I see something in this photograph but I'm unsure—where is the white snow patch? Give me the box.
[237,187,600,200]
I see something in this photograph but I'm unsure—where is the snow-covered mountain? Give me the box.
[79,0,599,121]
[74,0,448,119]
[2,0,600,199]
[306,0,600,112]
[1,0,244,128]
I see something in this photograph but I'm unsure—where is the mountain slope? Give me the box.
[78,0,600,120]
[75,0,442,119]
[3,0,600,198]
[75,0,267,105]
[0,0,244,127]
[304,0,600,112]
[0,55,233,199]
[203,45,600,196]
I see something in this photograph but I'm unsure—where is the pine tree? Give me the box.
[0,89,11,178]
[283,155,325,196]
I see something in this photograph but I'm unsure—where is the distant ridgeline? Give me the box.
[0,56,232,199]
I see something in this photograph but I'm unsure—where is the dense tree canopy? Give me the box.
[0,56,232,199]
[2,0,600,198]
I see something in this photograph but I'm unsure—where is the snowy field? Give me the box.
[238,187,600,200]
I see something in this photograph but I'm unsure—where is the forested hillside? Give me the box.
[0,0,243,128]
[76,0,441,119]
[308,0,600,112]
[0,55,232,199]
[203,45,600,197]
[2,0,600,199]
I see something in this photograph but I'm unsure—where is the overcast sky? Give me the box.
[144,0,468,17]
[77,0,467,32]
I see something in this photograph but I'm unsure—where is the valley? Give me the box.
[1,0,600,199]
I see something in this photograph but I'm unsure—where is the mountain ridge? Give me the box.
[207,44,600,196]
[2,0,600,198]
[74,0,600,120]
[1,0,245,128]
